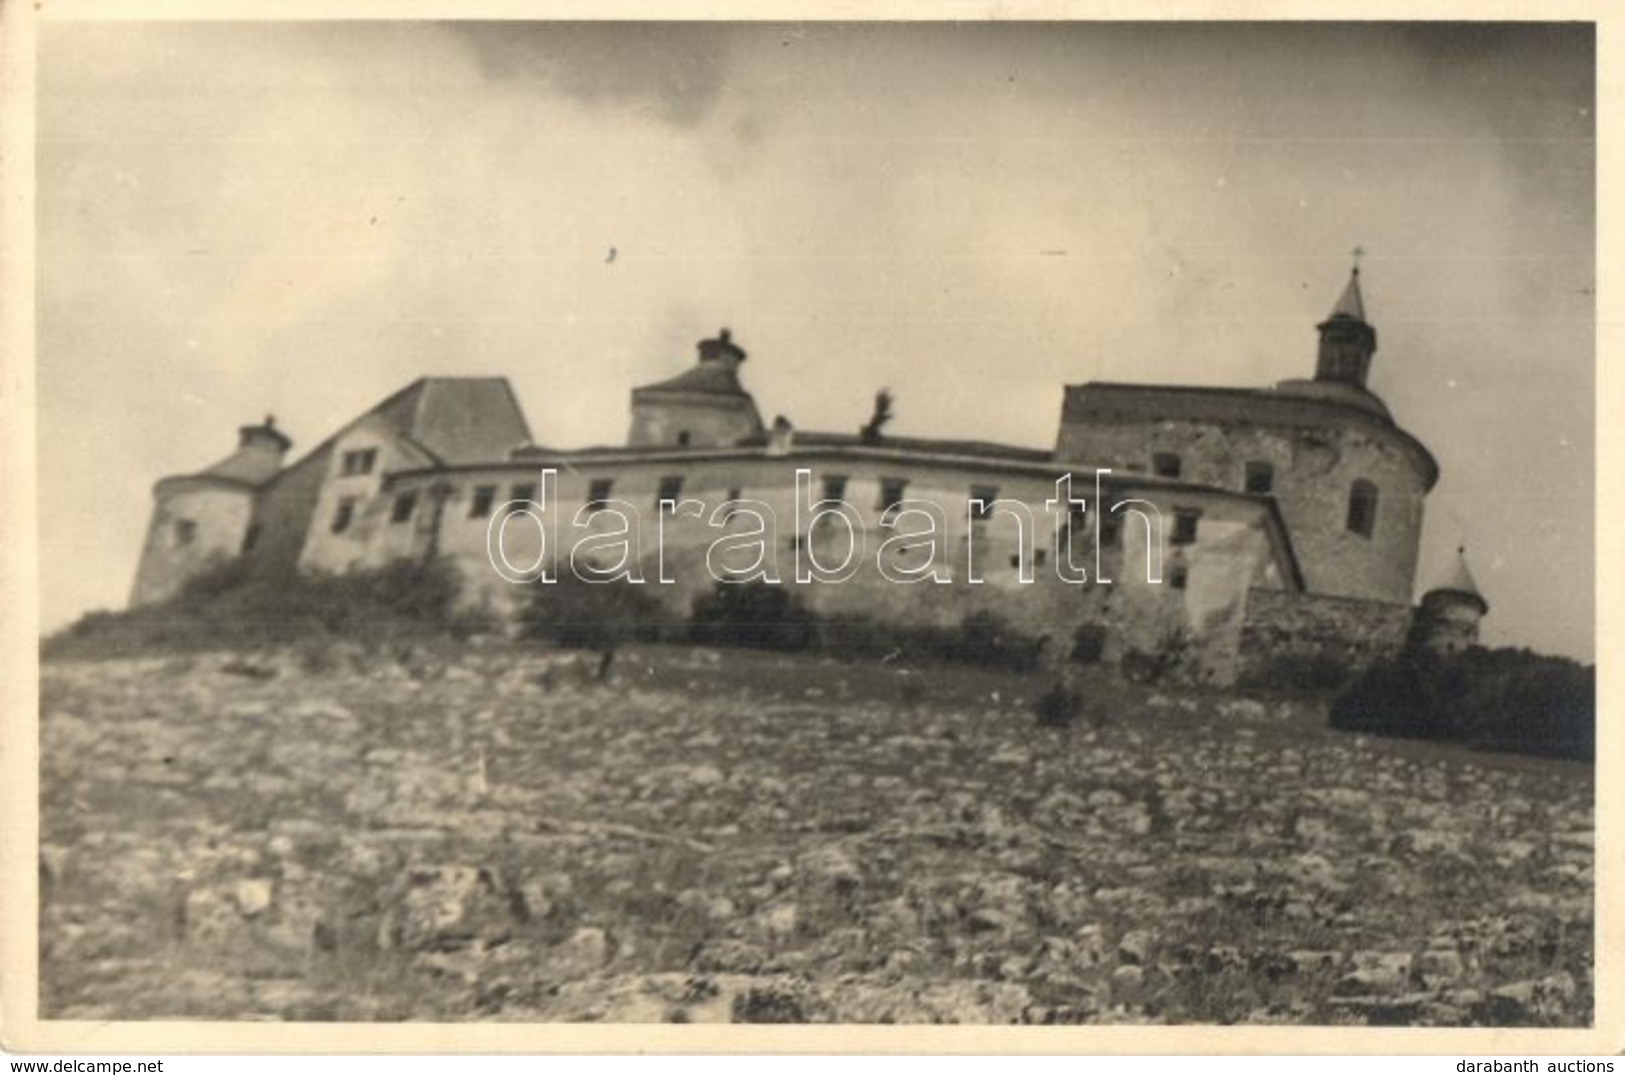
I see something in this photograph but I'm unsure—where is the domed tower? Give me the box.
[130,416,291,606]
[1261,263,1437,602]
[627,328,765,448]
[1413,546,1489,654]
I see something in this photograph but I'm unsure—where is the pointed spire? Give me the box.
[1329,264,1366,322]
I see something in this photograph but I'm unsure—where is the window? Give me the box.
[241,524,260,553]
[391,492,417,524]
[822,475,847,504]
[340,448,377,477]
[586,478,614,511]
[330,497,357,534]
[969,484,999,521]
[469,485,497,518]
[727,486,742,504]
[173,518,197,546]
[1347,480,1378,537]
[1172,508,1201,546]
[657,475,684,508]
[677,430,692,446]
[1244,461,1275,495]
[1153,452,1182,479]
[876,477,908,514]
[1170,564,1189,591]
[510,482,537,507]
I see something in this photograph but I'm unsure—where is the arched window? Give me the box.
[1244,460,1275,495]
[1346,480,1378,538]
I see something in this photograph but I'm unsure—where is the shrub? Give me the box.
[1242,651,1355,695]
[44,556,472,658]
[943,609,1036,670]
[1071,623,1108,666]
[518,572,674,651]
[684,590,1044,671]
[1331,646,1594,761]
[1033,681,1080,729]
[1120,626,1192,685]
[688,581,817,651]
[810,615,897,662]
[813,610,1042,671]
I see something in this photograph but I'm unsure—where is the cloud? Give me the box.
[34,22,1596,662]
[443,22,737,127]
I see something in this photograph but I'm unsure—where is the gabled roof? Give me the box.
[338,376,532,465]
[257,376,533,484]
[406,378,533,464]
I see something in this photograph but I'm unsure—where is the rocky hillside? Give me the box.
[39,644,1593,1024]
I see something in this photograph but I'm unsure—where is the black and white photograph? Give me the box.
[7,10,1612,1051]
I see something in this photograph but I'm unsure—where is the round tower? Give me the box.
[1413,546,1489,655]
[129,416,291,606]
[1269,264,1436,602]
[627,328,765,448]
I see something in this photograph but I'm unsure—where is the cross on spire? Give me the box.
[1351,245,1365,274]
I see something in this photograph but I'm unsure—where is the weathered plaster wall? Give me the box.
[390,452,1286,681]
[1056,413,1428,605]
[628,394,763,449]
[297,417,440,576]
[130,479,256,605]
[244,446,332,577]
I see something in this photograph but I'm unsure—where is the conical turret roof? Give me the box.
[1425,546,1488,613]
[1328,266,1367,321]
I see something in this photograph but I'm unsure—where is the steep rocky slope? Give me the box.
[39,645,1593,1024]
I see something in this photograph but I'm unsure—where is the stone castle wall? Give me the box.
[329,453,1291,684]
[1235,587,1414,684]
[1056,412,1428,605]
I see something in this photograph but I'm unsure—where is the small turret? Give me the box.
[211,415,293,485]
[1315,263,1378,389]
[696,327,747,368]
[129,414,291,606]
[1413,546,1489,655]
[627,328,765,448]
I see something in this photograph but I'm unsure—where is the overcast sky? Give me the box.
[37,21,1595,660]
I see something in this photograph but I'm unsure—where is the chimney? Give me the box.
[767,414,794,455]
[238,414,293,456]
[697,327,747,367]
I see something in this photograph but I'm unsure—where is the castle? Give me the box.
[130,267,1487,684]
